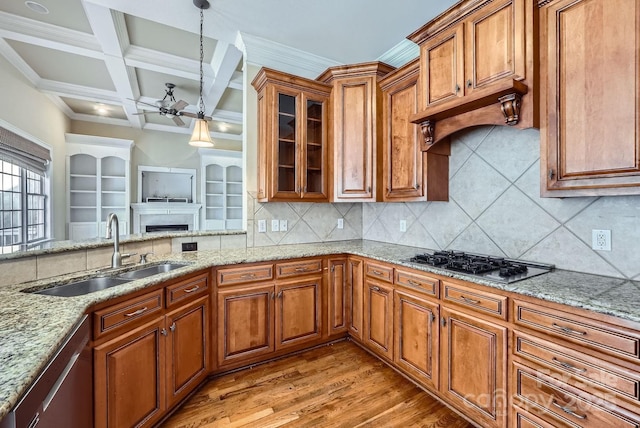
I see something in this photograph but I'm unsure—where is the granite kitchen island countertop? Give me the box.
[1,239,638,420]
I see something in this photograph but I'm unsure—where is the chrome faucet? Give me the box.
[105,213,134,268]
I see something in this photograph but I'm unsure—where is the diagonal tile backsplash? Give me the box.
[362,125,640,279]
[245,125,639,280]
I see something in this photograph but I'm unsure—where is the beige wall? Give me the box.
[0,55,70,240]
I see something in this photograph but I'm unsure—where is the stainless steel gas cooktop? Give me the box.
[407,250,554,284]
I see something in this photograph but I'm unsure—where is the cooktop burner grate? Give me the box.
[408,250,553,283]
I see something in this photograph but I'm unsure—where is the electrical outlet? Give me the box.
[337,218,344,229]
[258,219,266,233]
[399,220,407,232]
[280,219,288,232]
[592,229,611,251]
[271,219,280,232]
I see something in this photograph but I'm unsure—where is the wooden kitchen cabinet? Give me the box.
[165,295,210,408]
[317,62,394,201]
[252,68,331,202]
[276,276,322,350]
[408,0,535,147]
[94,317,166,428]
[363,279,394,361]
[327,258,348,336]
[394,289,439,391]
[440,306,507,428]
[217,284,275,366]
[540,0,640,196]
[347,257,364,340]
[379,59,449,201]
[93,271,210,428]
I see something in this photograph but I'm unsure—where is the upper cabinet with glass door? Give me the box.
[252,68,331,202]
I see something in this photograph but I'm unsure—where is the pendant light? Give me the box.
[189,0,214,147]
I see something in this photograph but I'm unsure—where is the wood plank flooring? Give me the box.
[161,340,474,428]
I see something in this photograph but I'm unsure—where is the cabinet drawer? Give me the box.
[514,331,640,407]
[165,273,208,308]
[442,281,507,319]
[216,264,274,286]
[512,404,565,428]
[513,300,640,361]
[513,361,640,428]
[365,261,393,283]
[394,268,439,297]
[276,258,323,278]
[93,289,163,340]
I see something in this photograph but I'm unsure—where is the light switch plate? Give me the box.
[271,219,279,232]
[399,220,407,232]
[280,219,288,232]
[258,219,266,233]
[337,218,344,229]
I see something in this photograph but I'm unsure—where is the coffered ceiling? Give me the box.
[0,0,458,143]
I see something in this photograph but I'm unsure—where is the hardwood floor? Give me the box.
[161,340,474,428]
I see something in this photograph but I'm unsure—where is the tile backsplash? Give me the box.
[361,125,640,280]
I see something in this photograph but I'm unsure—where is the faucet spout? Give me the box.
[106,213,121,268]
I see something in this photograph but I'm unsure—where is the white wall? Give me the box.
[0,55,70,240]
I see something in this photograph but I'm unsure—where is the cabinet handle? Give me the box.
[277,290,283,299]
[161,328,168,336]
[371,286,381,292]
[460,296,481,305]
[371,270,384,276]
[429,312,435,323]
[551,401,586,419]
[551,357,587,374]
[466,79,472,88]
[240,273,256,279]
[441,317,447,327]
[270,291,275,300]
[455,84,460,93]
[183,285,199,293]
[169,322,176,332]
[548,169,555,179]
[407,279,420,287]
[295,267,309,272]
[416,183,420,189]
[124,307,148,317]
[552,323,587,336]
[367,186,371,193]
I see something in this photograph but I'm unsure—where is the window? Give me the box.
[0,159,47,253]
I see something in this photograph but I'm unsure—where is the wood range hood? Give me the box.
[406,0,538,153]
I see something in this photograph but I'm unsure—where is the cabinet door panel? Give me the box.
[166,296,209,408]
[543,0,640,194]
[394,290,439,390]
[328,258,348,335]
[273,90,301,198]
[421,25,464,109]
[440,307,507,428]
[276,278,322,349]
[217,285,274,365]
[364,280,393,360]
[94,318,165,428]
[465,0,525,92]
[334,80,374,199]
[348,258,364,340]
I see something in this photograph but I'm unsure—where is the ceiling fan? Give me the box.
[132,83,211,127]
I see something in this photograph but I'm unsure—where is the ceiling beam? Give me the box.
[202,41,242,116]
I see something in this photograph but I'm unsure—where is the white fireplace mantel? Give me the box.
[131,203,202,233]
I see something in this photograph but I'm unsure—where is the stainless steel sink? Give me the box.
[116,263,190,280]
[34,277,132,297]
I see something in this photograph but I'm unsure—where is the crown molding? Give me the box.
[0,38,40,85]
[38,79,121,103]
[0,11,102,59]
[240,32,340,79]
[377,39,419,67]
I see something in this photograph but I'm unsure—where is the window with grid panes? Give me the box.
[0,160,47,253]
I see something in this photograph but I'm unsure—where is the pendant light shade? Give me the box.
[189,0,214,148]
[189,115,213,147]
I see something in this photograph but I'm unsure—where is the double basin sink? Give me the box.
[30,262,190,297]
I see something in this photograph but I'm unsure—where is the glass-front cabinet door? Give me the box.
[252,67,331,202]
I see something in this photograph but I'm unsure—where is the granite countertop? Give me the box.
[1,239,639,420]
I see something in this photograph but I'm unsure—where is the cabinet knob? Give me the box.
[548,169,555,180]
[466,79,472,88]
[455,84,460,93]
[169,322,176,332]
[441,317,447,328]
[161,328,168,336]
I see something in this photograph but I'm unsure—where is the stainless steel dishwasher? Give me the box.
[0,315,92,428]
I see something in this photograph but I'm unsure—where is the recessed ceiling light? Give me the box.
[218,123,229,132]
[24,1,49,14]
[94,104,108,115]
